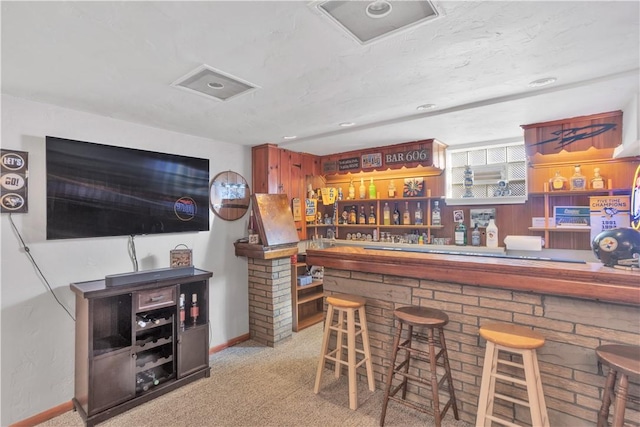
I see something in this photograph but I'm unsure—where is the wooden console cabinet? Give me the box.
[70,268,212,427]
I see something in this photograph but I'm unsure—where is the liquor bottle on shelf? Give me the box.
[393,203,401,225]
[471,223,481,246]
[359,178,366,199]
[348,178,355,200]
[337,187,343,200]
[368,178,376,199]
[432,201,441,226]
[403,201,411,225]
[591,167,605,189]
[383,202,391,225]
[368,205,376,224]
[190,293,199,326]
[414,202,423,225]
[341,208,349,224]
[569,164,586,191]
[358,205,366,224]
[179,293,186,330]
[454,221,467,246]
[549,170,568,191]
[349,205,357,224]
[388,180,396,198]
[136,315,148,328]
[486,218,499,248]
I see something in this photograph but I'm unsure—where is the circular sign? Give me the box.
[1,152,25,170]
[1,173,25,191]
[1,193,25,210]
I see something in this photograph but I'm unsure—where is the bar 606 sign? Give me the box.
[385,148,431,165]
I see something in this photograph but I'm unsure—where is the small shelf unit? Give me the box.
[291,259,324,332]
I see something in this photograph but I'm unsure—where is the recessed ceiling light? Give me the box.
[416,104,437,111]
[339,122,355,127]
[207,82,224,89]
[366,1,393,19]
[528,77,557,88]
[283,135,297,140]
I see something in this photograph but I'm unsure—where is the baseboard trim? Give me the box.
[11,333,251,426]
[209,332,251,354]
[9,400,74,427]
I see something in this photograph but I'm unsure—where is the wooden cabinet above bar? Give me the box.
[305,246,639,306]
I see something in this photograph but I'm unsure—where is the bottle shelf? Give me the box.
[135,335,172,352]
[135,314,173,331]
[529,227,591,233]
[135,353,173,372]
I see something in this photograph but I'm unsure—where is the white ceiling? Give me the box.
[2,1,639,156]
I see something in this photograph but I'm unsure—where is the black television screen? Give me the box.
[46,136,210,239]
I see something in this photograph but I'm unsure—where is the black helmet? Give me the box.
[592,228,640,267]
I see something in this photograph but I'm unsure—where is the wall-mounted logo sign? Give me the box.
[174,197,197,221]
[531,123,616,152]
[1,149,28,213]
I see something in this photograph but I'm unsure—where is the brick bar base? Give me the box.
[247,257,293,347]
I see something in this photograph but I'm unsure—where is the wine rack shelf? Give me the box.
[71,268,212,427]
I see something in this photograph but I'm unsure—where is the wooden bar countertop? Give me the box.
[305,246,640,306]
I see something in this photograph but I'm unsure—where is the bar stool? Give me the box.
[314,293,374,410]
[380,306,459,427]
[476,322,549,427]
[596,344,640,427]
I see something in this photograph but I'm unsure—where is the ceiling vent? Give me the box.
[171,65,258,102]
[314,0,441,45]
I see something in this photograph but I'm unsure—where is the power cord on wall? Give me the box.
[128,235,139,272]
[8,213,75,321]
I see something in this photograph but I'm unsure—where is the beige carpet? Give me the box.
[39,323,471,427]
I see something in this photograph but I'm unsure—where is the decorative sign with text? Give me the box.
[338,157,360,172]
[1,149,28,213]
[385,147,432,165]
[361,153,382,169]
[589,196,630,242]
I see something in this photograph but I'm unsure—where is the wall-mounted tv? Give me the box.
[46,136,210,240]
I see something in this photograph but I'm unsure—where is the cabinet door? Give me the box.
[177,325,209,378]
[89,347,135,415]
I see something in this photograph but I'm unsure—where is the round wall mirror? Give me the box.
[210,171,251,221]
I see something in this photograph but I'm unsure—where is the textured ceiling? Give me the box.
[2,1,639,156]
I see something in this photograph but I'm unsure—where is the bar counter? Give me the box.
[306,246,640,426]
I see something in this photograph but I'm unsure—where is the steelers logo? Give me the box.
[598,236,618,252]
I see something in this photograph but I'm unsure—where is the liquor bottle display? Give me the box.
[369,178,376,199]
[190,293,199,326]
[549,170,568,191]
[359,178,366,199]
[486,218,499,248]
[454,221,467,246]
[179,293,186,330]
[432,201,441,226]
[393,203,401,225]
[471,224,480,246]
[348,178,355,200]
[591,167,605,189]
[388,180,396,198]
[569,164,586,191]
[383,202,391,225]
[414,202,423,225]
[358,205,366,224]
[368,205,376,224]
[403,201,411,225]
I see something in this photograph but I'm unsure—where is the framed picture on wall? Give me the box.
[470,208,496,228]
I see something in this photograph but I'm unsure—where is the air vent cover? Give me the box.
[315,0,440,45]
[171,65,258,102]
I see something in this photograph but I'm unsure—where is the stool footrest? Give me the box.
[494,392,531,408]
[486,414,521,427]
[387,393,455,421]
[492,372,527,387]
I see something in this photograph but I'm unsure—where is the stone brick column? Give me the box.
[247,257,293,347]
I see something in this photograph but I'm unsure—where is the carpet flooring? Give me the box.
[39,322,471,427]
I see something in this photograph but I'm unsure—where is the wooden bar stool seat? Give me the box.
[596,344,640,427]
[476,322,549,427]
[314,293,374,410]
[380,306,459,427]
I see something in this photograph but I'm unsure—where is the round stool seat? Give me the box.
[596,344,640,377]
[479,322,545,349]
[394,306,449,327]
[326,293,366,308]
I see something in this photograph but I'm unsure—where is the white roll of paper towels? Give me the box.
[504,235,543,251]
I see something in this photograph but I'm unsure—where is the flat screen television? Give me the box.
[46,136,210,239]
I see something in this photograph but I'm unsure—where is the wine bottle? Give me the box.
[358,205,366,224]
[368,205,376,224]
[388,180,396,198]
[403,201,411,225]
[359,178,366,199]
[348,178,355,200]
[136,315,148,328]
[393,203,400,225]
[190,293,199,326]
[368,178,376,199]
[179,293,186,330]
[383,202,391,225]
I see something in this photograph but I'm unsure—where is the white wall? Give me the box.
[0,95,251,424]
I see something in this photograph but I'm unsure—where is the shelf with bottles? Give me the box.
[135,309,174,332]
[178,281,207,330]
[135,364,175,394]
